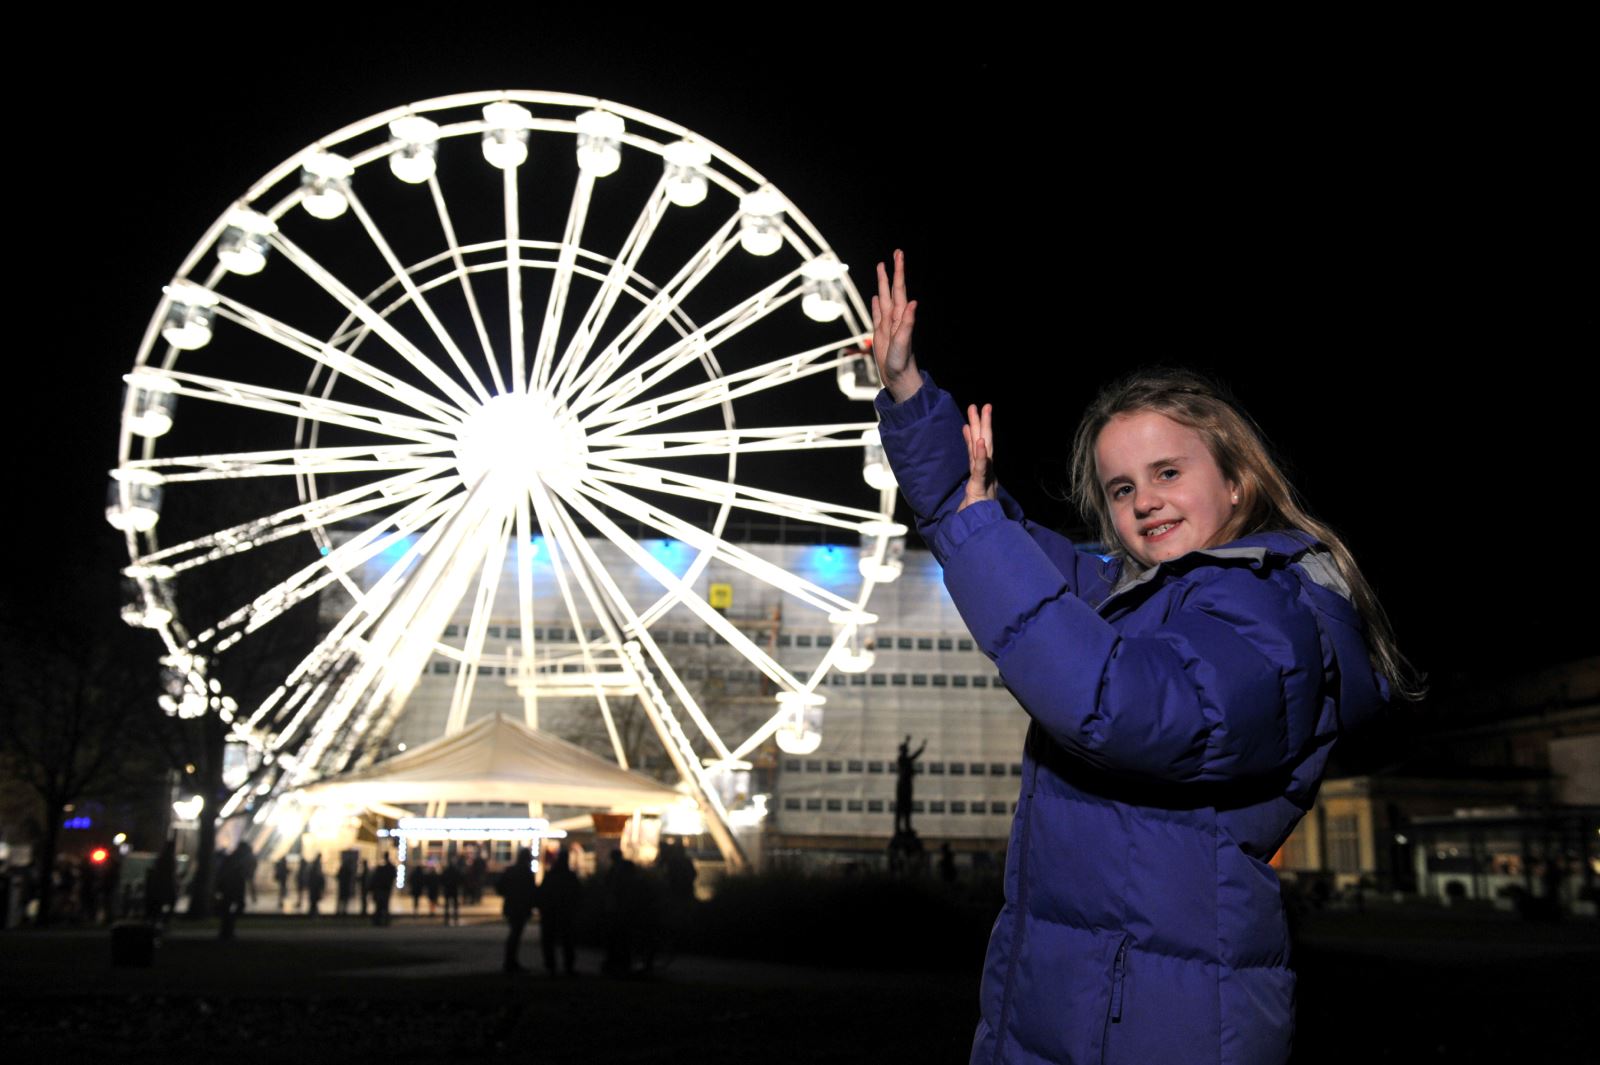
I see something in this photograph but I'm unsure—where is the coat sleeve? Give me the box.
[875,373,1114,602]
[941,507,1325,783]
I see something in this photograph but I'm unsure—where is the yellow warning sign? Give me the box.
[709,582,733,610]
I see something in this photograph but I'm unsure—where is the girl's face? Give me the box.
[1094,411,1240,568]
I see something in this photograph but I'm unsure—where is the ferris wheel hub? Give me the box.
[453,391,587,493]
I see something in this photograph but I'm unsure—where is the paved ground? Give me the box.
[2,908,1595,1064]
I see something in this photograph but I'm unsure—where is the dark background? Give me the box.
[19,17,1592,686]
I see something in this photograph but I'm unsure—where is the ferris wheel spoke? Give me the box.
[533,483,734,761]
[582,341,847,435]
[574,476,858,617]
[137,466,448,572]
[557,213,741,409]
[124,444,453,483]
[343,187,493,405]
[547,175,671,400]
[426,175,503,393]
[503,166,527,394]
[209,296,466,426]
[524,485,632,767]
[551,479,812,700]
[589,422,877,462]
[576,266,806,420]
[193,478,465,649]
[585,458,889,533]
[443,508,516,734]
[269,232,482,412]
[513,492,538,725]
[529,171,597,393]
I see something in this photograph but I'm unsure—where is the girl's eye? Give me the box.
[1158,467,1179,480]
[1110,485,1131,500]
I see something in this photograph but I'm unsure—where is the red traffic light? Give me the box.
[90,847,109,864]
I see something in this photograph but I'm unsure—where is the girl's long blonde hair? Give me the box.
[1068,368,1423,701]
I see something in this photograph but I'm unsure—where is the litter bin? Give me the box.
[111,921,157,967]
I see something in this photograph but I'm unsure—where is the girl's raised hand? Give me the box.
[959,403,997,511]
[872,249,921,403]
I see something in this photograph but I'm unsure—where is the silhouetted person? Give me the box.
[273,855,290,910]
[358,858,371,917]
[370,853,396,926]
[336,853,356,916]
[498,848,537,973]
[895,736,926,836]
[305,855,325,917]
[216,842,254,939]
[602,848,647,976]
[657,836,697,906]
[468,852,487,904]
[295,854,309,911]
[425,862,441,916]
[409,862,426,915]
[540,846,580,977]
[440,858,462,925]
[145,841,178,925]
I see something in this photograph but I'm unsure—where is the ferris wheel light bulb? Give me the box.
[300,152,354,219]
[387,115,440,183]
[803,290,846,322]
[483,101,533,170]
[663,140,711,206]
[860,428,897,489]
[739,186,785,256]
[159,281,219,350]
[836,354,879,401]
[217,208,276,275]
[575,109,623,176]
[128,383,175,438]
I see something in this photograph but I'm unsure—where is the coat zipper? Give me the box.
[1109,935,1131,1023]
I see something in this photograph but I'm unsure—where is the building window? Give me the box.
[870,674,887,687]
[850,674,867,686]
[1327,813,1362,874]
[917,638,933,651]
[989,763,1006,776]
[588,628,602,641]
[995,676,1007,690]
[911,801,925,814]
[847,760,863,773]
[991,801,1008,814]
[949,762,966,776]
[784,798,802,811]
[867,761,885,774]
[929,762,946,775]
[826,799,842,812]
[1009,764,1023,776]
[817,634,832,647]
[969,763,986,776]
[937,638,953,652]
[973,676,989,688]
[929,801,945,814]
[867,799,885,813]
[796,634,813,647]
[805,799,822,812]
[953,675,969,688]
[784,760,802,773]
[891,674,908,687]
[672,630,689,644]
[830,674,846,686]
[693,631,709,645]
[951,801,967,814]
[932,674,948,687]
[432,662,450,674]
[778,634,793,647]
[971,804,987,816]
[506,627,520,639]
[826,761,842,774]
[846,799,864,812]
[804,760,822,773]
[896,637,913,650]
[912,674,928,687]
[487,625,502,638]
[958,638,975,652]
[685,667,704,680]
[444,624,460,637]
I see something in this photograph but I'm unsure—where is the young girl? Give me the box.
[870,251,1406,1065]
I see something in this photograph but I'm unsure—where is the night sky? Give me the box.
[22,22,1591,691]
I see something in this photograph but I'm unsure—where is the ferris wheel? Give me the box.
[108,91,904,864]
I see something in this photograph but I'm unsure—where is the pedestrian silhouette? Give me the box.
[336,852,357,916]
[441,857,463,926]
[273,855,290,911]
[305,855,325,917]
[145,840,178,926]
[216,842,254,940]
[370,853,396,926]
[540,845,580,977]
[895,736,926,836]
[497,848,537,973]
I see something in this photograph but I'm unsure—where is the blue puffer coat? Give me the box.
[877,376,1387,1065]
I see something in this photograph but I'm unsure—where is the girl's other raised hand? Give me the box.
[872,249,921,403]
[959,403,997,512]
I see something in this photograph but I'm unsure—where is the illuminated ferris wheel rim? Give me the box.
[108,91,905,848]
